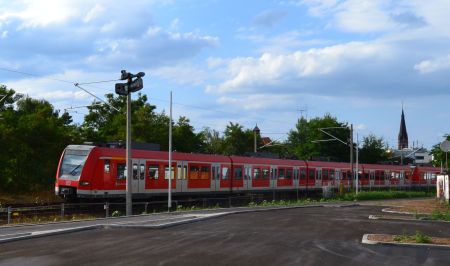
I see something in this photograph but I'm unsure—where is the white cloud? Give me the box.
[207,41,385,94]
[0,0,79,28]
[414,54,450,74]
[1,30,7,38]
[83,4,105,23]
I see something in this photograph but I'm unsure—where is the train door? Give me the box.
[315,169,321,187]
[211,163,221,192]
[176,161,188,193]
[244,165,252,190]
[334,169,341,188]
[293,167,299,189]
[270,166,278,189]
[132,159,146,194]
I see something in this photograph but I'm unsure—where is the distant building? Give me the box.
[389,147,432,166]
[261,137,272,146]
[389,107,432,165]
[398,108,408,150]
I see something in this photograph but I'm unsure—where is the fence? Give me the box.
[0,194,279,225]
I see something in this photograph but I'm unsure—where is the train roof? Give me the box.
[67,145,440,171]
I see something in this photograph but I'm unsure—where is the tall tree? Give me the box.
[359,134,388,164]
[0,86,79,191]
[287,114,350,161]
[172,116,203,152]
[222,122,254,155]
[198,127,224,154]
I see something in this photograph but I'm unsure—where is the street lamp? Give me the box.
[253,124,260,153]
[115,70,145,216]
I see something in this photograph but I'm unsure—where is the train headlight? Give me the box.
[80,181,90,186]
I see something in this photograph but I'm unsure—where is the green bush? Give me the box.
[393,231,431,244]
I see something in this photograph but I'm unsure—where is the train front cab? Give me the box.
[55,145,96,198]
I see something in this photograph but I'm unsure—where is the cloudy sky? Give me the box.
[1,0,450,149]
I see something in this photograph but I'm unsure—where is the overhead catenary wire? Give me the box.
[0,66,298,139]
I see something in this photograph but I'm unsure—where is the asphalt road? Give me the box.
[0,205,449,266]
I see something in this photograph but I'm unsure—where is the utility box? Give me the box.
[436,175,449,203]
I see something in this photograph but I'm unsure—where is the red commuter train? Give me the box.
[55,144,440,199]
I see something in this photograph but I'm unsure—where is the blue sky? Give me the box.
[1,0,450,149]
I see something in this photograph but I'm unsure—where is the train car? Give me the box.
[55,144,441,199]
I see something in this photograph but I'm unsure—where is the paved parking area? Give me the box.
[1,205,449,266]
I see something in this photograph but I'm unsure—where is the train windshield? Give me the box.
[59,148,90,180]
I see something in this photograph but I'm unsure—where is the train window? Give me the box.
[322,170,329,180]
[334,170,340,180]
[222,167,229,180]
[253,168,261,179]
[262,169,270,179]
[329,170,335,180]
[133,164,138,180]
[104,160,110,174]
[140,164,145,180]
[286,169,293,179]
[212,166,220,180]
[278,168,285,179]
[148,165,159,179]
[300,169,306,179]
[116,163,126,180]
[201,166,210,180]
[316,169,321,180]
[189,165,200,179]
[308,169,315,180]
[164,166,175,180]
[234,167,242,180]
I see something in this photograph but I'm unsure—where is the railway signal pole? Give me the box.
[115,70,145,216]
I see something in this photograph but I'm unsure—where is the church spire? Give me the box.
[398,107,408,150]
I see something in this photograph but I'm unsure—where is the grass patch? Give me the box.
[6,213,100,225]
[340,191,433,201]
[393,231,432,244]
[430,210,450,221]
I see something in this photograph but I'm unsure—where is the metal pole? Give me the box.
[7,206,11,224]
[126,91,132,216]
[446,151,448,174]
[254,130,257,153]
[168,91,173,211]
[105,202,109,218]
[356,134,359,195]
[350,124,353,188]
[61,203,65,219]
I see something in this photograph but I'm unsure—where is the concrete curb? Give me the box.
[369,214,450,223]
[362,234,450,249]
[381,208,429,215]
[0,225,101,244]
[0,203,358,244]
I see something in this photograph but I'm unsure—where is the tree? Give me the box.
[222,122,254,155]
[198,127,224,154]
[431,135,450,169]
[82,93,201,152]
[359,134,388,164]
[172,116,203,152]
[287,114,350,161]
[0,86,79,192]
